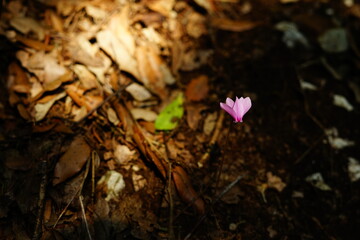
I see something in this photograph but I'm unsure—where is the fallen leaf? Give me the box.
[43,54,67,84]
[210,17,259,32]
[155,93,184,130]
[305,172,332,191]
[318,28,348,53]
[107,107,120,126]
[136,45,173,98]
[275,21,309,48]
[131,108,158,122]
[172,165,205,214]
[186,12,207,38]
[10,17,45,40]
[186,104,205,130]
[193,0,217,13]
[34,91,66,121]
[47,10,64,33]
[333,94,354,111]
[348,157,360,182]
[145,0,175,17]
[97,29,140,79]
[73,64,98,90]
[203,112,217,135]
[132,172,147,192]
[97,170,126,201]
[113,144,135,165]
[53,136,91,185]
[185,75,209,101]
[266,172,286,192]
[15,35,54,51]
[325,128,355,149]
[180,49,213,71]
[108,5,135,55]
[126,83,152,101]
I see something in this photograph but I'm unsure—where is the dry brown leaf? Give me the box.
[108,5,135,55]
[210,17,259,32]
[267,172,286,192]
[136,45,172,99]
[172,165,205,214]
[15,35,54,51]
[145,0,175,17]
[72,106,87,122]
[66,40,104,68]
[47,10,64,33]
[126,83,152,101]
[193,0,217,13]
[185,75,209,101]
[17,104,31,121]
[85,5,107,21]
[31,71,72,102]
[186,104,205,130]
[106,107,119,126]
[132,172,147,192]
[186,12,207,38]
[131,108,158,122]
[97,29,140,79]
[53,136,91,185]
[10,17,45,40]
[43,54,67,84]
[73,64,98,90]
[180,49,213,71]
[203,112,217,135]
[16,50,66,84]
[8,62,30,93]
[113,144,135,165]
[34,91,66,121]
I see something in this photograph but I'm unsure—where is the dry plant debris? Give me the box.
[1,0,360,240]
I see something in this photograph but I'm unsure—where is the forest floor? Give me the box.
[1,0,360,239]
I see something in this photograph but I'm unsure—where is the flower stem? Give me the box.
[215,121,233,191]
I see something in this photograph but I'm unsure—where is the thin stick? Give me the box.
[79,195,92,240]
[198,110,225,168]
[215,121,233,190]
[184,175,244,240]
[53,159,91,228]
[76,82,131,123]
[32,159,47,240]
[91,151,98,205]
[163,134,174,240]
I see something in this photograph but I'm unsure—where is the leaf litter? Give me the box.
[0,0,360,239]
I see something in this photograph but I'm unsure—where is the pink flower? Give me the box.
[220,97,252,122]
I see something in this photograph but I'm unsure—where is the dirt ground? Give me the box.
[1,0,360,239]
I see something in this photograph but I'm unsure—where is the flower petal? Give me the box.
[242,97,252,114]
[220,102,237,121]
[233,97,252,122]
[226,97,235,108]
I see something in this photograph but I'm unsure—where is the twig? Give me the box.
[198,110,225,168]
[76,81,131,123]
[163,134,175,240]
[295,65,326,131]
[184,175,244,240]
[53,159,91,228]
[320,57,342,80]
[91,151,99,205]
[294,133,325,165]
[32,159,48,240]
[79,195,92,240]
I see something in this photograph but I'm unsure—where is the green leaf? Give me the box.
[155,93,184,131]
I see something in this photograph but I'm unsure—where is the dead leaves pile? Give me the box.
[2,0,215,123]
[0,0,226,238]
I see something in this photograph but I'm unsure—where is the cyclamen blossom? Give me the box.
[220,96,252,122]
